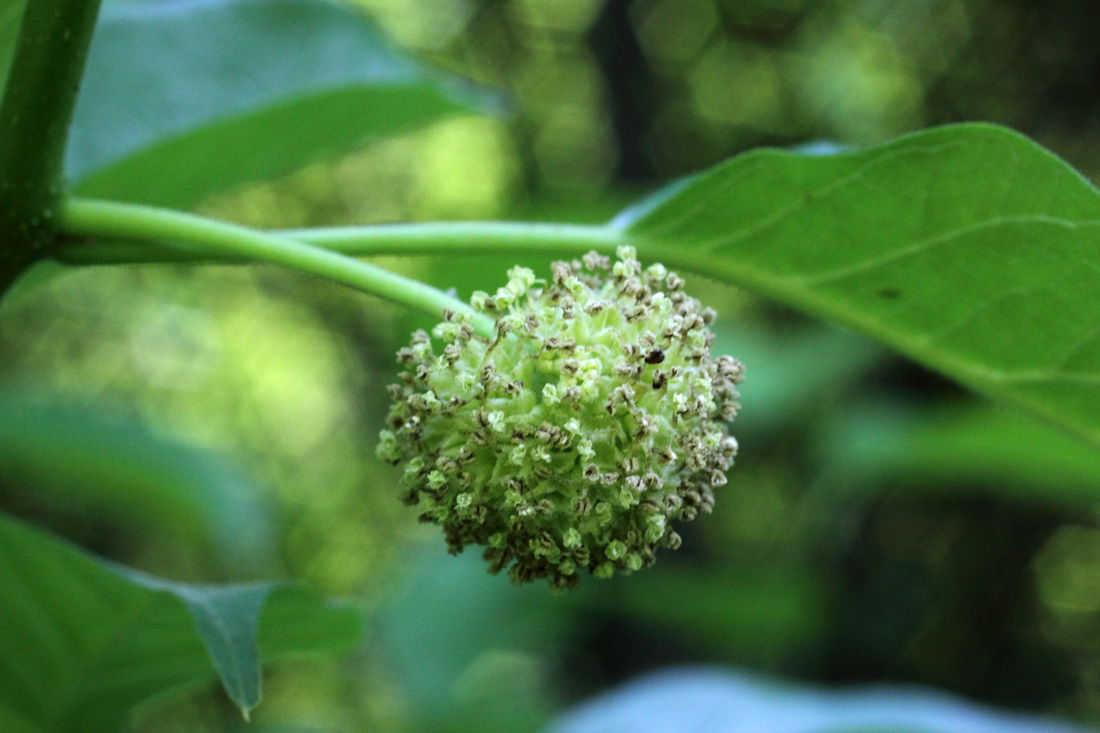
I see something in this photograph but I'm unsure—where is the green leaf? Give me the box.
[376,545,563,732]
[112,572,272,719]
[0,260,67,310]
[67,0,492,209]
[576,567,826,661]
[0,512,361,731]
[712,323,885,436]
[0,1,26,103]
[819,402,1100,508]
[0,394,272,564]
[623,123,1100,448]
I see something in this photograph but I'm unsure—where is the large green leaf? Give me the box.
[66,0,491,208]
[0,0,26,103]
[0,394,271,563]
[0,512,361,731]
[622,123,1100,448]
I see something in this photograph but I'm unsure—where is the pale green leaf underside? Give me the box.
[0,512,361,731]
[66,0,490,209]
[624,123,1100,448]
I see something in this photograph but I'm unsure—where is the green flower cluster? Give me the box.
[377,247,743,589]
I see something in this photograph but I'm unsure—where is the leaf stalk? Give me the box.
[57,220,626,265]
[60,197,493,333]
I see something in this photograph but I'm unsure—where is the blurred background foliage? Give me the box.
[5,0,1100,730]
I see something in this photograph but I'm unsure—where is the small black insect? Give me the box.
[645,349,665,365]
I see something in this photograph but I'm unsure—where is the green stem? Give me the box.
[56,220,626,265]
[60,198,492,334]
[0,0,103,293]
[298,222,625,258]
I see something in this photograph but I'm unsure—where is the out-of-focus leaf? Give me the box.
[0,393,272,564]
[549,667,1096,733]
[619,124,1100,450]
[374,544,563,733]
[0,260,69,310]
[575,567,826,661]
[67,0,493,209]
[0,0,26,103]
[819,402,1100,507]
[713,323,884,436]
[0,511,362,730]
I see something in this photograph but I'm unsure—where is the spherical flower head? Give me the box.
[378,247,744,590]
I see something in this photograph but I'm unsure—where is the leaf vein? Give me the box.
[793,216,1100,287]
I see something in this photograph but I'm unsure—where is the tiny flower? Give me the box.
[379,248,743,589]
